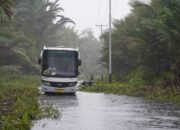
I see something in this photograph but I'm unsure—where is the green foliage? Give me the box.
[154,72,176,86]
[126,67,146,87]
[81,82,180,105]
[0,75,41,130]
[0,0,102,76]
[0,89,40,130]
[101,0,180,87]
[15,0,74,51]
[0,74,61,130]
[0,0,12,21]
[0,0,74,74]
[0,65,22,74]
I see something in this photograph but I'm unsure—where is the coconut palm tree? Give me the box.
[0,25,39,73]
[15,0,75,51]
[0,0,75,73]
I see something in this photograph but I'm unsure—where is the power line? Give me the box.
[96,24,108,39]
[103,0,109,23]
[96,0,102,24]
[113,0,118,18]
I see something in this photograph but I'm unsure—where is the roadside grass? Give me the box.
[0,74,61,130]
[0,74,41,130]
[80,82,180,105]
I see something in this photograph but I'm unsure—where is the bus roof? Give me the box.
[43,46,78,51]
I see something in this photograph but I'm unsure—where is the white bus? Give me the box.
[38,46,81,94]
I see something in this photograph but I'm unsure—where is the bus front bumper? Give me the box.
[40,85,77,93]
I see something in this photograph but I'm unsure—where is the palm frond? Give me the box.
[0,0,12,20]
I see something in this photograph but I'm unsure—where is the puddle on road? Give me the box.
[32,92,180,130]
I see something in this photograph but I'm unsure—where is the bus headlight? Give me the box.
[68,82,77,87]
[42,81,51,86]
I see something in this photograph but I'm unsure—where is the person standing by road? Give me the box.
[90,74,94,86]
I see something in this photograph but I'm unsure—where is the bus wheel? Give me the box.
[71,92,76,96]
[45,92,51,95]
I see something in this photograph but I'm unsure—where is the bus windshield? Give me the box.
[42,50,77,77]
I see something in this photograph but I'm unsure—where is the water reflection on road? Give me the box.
[32,92,180,130]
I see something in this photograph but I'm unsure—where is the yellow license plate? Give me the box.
[55,89,64,93]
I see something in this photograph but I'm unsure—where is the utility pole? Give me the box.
[96,24,107,41]
[109,0,112,83]
[96,24,107,81]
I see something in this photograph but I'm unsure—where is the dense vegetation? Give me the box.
[0,74,41,130]
[0,0,102,129]
[0,0,75,74]
[0,1,71,128]
[1,0,180,128]
[102,0,180,88]
[0,74,60,130]
[0,0,102,77]
[80,0,180,105]
[0,0,12,20]
[81,82,180,104]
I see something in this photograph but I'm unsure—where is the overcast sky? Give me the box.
[58,0,149,38]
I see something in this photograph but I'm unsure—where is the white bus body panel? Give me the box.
[41,85,77,93]
[41,77,78,93]
[42,76,77,82]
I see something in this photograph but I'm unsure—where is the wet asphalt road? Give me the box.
[32,91,180,130]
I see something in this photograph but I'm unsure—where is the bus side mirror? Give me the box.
[78,59,81,66]
[38,58,41,65]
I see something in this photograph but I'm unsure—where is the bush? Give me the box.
[0,65,22,74]
[0,75,41,130]
[126,67,146,87]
